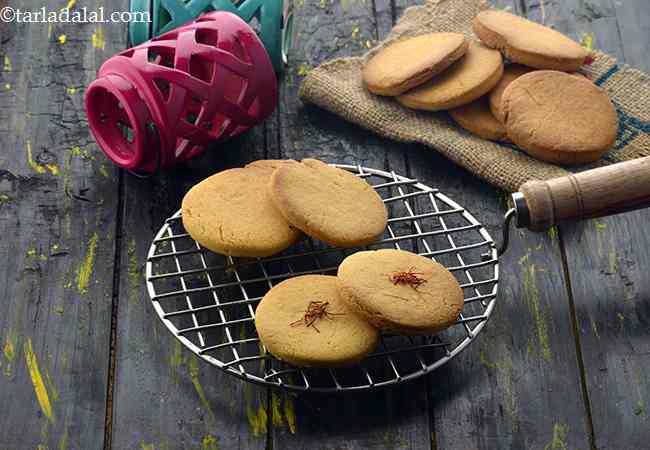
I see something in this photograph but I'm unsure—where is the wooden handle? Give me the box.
[518,157,650,231]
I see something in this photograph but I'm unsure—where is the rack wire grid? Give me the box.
[146,164,499,393]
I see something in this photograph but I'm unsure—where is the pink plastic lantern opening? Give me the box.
[85,11,278,173]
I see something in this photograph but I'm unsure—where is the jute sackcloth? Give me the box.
[298,0,650,192]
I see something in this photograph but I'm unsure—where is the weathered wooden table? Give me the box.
[1,0,649,448]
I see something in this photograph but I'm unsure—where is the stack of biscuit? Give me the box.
[362,10,619,166]
[182,159,465,368]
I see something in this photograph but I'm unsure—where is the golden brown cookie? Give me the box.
[362,33,469,96]
[488,64,533,123]
[473,10,589,72]
[337,249,464,334]
[269,159,388,247]
[255,275,379,367]
[182,163,301,257]
[502,70,618,165]
[449,96,508,141]
[397,41,503,111]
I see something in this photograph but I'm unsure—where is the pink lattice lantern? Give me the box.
[85,11,277,173]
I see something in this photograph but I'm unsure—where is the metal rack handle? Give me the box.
[513,157,650,231]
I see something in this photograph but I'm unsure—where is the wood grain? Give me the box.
[529,0,650,448]
[0,0,125,448]
[407,149,592,449]
[109,131,272,449]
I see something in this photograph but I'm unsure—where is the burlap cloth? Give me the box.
[298,0,650,192]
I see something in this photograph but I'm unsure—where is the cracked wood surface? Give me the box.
[0,0,648,449]
[0,0,126,449]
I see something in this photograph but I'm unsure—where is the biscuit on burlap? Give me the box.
[397,41,503,111]
[502,70,618,165]
[449,96,508,141]
[473,10,588,71]
[489,64,533,123]
[363,33,468,96]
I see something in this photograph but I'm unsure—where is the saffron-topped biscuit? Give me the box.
[269,159,388,247]
[337,249,464,334]
[362,33,469,96]
[397,41,503,111]
[502,70,618,165]
[473,10,589,71]
[182,161,301,257]
[254,275,379,367]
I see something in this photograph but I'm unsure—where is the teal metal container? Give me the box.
[129,0,292,73]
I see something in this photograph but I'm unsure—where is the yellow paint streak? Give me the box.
[58,426,69,450]
[340,0,354,12]
[169,340,187,384]
[141,442,154,450]
[128,239,140,296]
[270,391,284,427]
[522,264,552,362]
[170,340,185,370]
[189,356,215,422]
[24,338,54,422]
[635,399,645,416]
[27,141,46,174]
[201,434,219,450]
[283,393,297,434]
[547,225,558,241]
[4,83,10,90]
[3,55,11,71]
[247,403,268,437]
[46,164,60,176]
[0,193,12,205]
[617,312,625,321]
[518,253,530,266]
[544,423,568,450]
[364,39,372,49]
[595,221,607,231]
[479,346,516,426]
[580,32,595,51]
[99,165,110,178]
[605,252,617,275]
[66,0,77,10]
[296,63,312,77]
[45,370,60,402]
[3,329,17,376]
[351,26,360,40]
[76,233,99,294]
[92,27,105,50]
[58,34,67,45]
[479,349,496,369]
[67,87,77,95]
[590,318,600,339]
[243,381,268,437]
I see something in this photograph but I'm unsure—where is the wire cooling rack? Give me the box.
[146,165,499,393]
